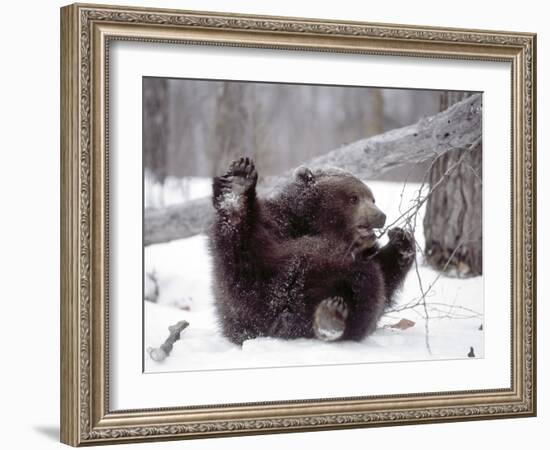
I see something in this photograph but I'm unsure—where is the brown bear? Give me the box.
[209,157,414,345]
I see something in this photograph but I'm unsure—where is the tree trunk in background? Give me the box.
[143,78,169,183]
[423,92,482,276]
[366,89,384,136]
[211,82,252,174]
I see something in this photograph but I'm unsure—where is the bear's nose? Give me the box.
[372,211,386,229]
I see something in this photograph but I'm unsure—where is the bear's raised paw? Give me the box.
[213,157,258,210]
[225,157,258,196]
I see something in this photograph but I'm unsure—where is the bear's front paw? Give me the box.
[224,157,258,196]
[213,157,258,209]
[388,227,415,265]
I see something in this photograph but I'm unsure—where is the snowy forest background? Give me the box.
[143,77,483,372]
[143,78,441,203]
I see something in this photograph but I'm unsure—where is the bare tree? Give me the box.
[366,89,384,136]
[143,79,442,179]
[423,92,483,276]
[209,82,252,175]
[143,77,169,183]
[248,84,277,174]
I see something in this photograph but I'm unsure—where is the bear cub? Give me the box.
[209,157,414,345]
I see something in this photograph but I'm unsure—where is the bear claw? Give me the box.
[388,227,415,264]
[214,157,258,208]
[313,296,349,341]
[224,157,258,196]
[388,227,414,248]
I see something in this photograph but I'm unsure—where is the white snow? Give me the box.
[219,191,242,211]
[144,174,212,209]
[144,179,483,373]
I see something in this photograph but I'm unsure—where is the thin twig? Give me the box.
[377,136,481,239]
[380,136,483,352]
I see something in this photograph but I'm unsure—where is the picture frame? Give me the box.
[60,2,536,446]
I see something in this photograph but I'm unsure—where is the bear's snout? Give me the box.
[371,208,386,229]
[356,202,386,229]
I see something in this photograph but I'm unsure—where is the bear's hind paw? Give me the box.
[313,296,349,342]
[213,157,258,211]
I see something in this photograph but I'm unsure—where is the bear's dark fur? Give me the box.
[209,157,414,345]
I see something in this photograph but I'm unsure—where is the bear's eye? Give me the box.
[349,195,359,204]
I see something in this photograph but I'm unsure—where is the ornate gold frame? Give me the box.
[60,3,536,446]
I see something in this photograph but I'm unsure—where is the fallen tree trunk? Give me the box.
[145,93,481,246]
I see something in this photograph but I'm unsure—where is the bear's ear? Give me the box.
[294,166,315,186]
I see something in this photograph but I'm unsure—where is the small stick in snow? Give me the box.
[147,320,189,362]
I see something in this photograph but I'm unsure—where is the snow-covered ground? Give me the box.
[144,174,212,209]
[144,179,483,373]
